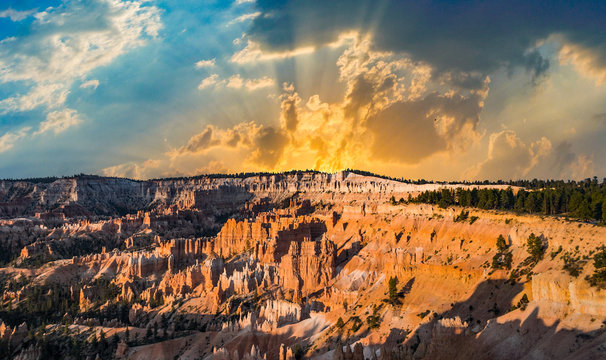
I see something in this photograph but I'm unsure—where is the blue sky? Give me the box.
[0,0,605,180]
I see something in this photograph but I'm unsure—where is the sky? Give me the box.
[0,0,605,181]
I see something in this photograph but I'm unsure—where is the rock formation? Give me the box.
[0,171,605,360]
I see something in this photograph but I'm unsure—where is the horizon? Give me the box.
[1,168,604,184]
[0,1,605,181]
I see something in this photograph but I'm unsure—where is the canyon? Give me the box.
[0,171,605,359]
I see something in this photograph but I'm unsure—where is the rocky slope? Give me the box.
[0,171,605,360]
[0,172,510,217]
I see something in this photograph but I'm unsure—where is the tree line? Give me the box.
[409,178,606,222]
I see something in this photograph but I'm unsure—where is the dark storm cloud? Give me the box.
[249,0,606,81]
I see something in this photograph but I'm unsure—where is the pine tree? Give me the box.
[526,233,544,263]
[496,235,507,251]
[388,277,398,304]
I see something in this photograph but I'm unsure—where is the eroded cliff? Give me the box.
[0,172,605,360]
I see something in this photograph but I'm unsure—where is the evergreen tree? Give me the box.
[496,235,507,252]
[388,277,399,304]
[527,233,544,263]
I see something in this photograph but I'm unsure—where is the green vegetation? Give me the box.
[492,252,513,270]
[416,310,431,319]
[496,235,507,252]
[387,277,400,305]
[350,316,363,332]
[526,233,545,263]
[510,294,530,311]
[410,178,606,222]
[0,278,122,329]
[491,235,512,270]
[550,245,563,260]
[506,233,548,282]
[454,210,469,222]
[18,328,120,360]
[586,246,606,287]
[562,252,584,277]
[366,305,381,329]
[335,317,344,328]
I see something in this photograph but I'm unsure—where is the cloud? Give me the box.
[569,154,595,180]
[0,107,80,154]
[246,1,606,84]
[472,130,552,180]
[366,99,445,164]
[195,160,229,175]
[102,159,162,179]
[103,120,288,178]
[469,135,597,181]
[334,36,486,166]
[243,76,274,90]
[34,108,82,136]
[226,75,244,89]
[530,141,597,180]
[174,122,289,169]
[0,83,69,113]
[559,42,606,84]
[279,87,301,133]
[249,127,288,168]
[202,74,275,91]
[173,122,263,156]
[176,126,219,154]
[0,0,162,114]
[80,80,100,90]
[231,40,315,64]
[0,127,31,153]
[547,141,576,177]
[195,59,216,68]
[0,8,35,21]
[226,12,260,26]
[112,34,492,178]
[198,74,220,89]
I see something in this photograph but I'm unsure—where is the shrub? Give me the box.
[491,235,512,270]
[550,245,563,260]
[517,294,529,310]
[491,252,513,270]
[510,294,530,311]
[416,310,431,319]
[454,210,469,222]
[562,252,583,277]
[366,314,380,329]
[496,235,508,252]
[350,316,362,332]
[335,317,344,328]
[366,304,381,329]
[586,246,606,287]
